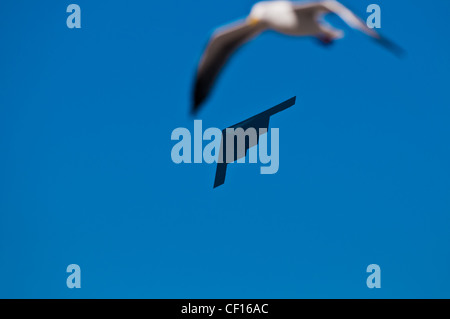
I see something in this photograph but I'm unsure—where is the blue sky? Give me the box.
[0,0,449,298]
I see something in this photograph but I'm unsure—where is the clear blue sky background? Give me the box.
[0,0,449,298]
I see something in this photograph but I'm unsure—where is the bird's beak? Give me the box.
[247,17,260,26]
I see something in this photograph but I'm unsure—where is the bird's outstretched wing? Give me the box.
[320,0,379,37]
[192,20,263,114]
[312,0,405,57]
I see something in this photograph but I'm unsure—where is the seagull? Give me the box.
[192,0,403,113]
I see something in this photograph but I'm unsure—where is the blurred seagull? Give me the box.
[192,0,403,113]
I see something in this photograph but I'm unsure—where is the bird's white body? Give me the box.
[250,1,327,36]
[250,1,348,39]
[250,1,303,35]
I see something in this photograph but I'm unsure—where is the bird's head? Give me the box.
[247,3,266,26]
[247,1,295,27]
